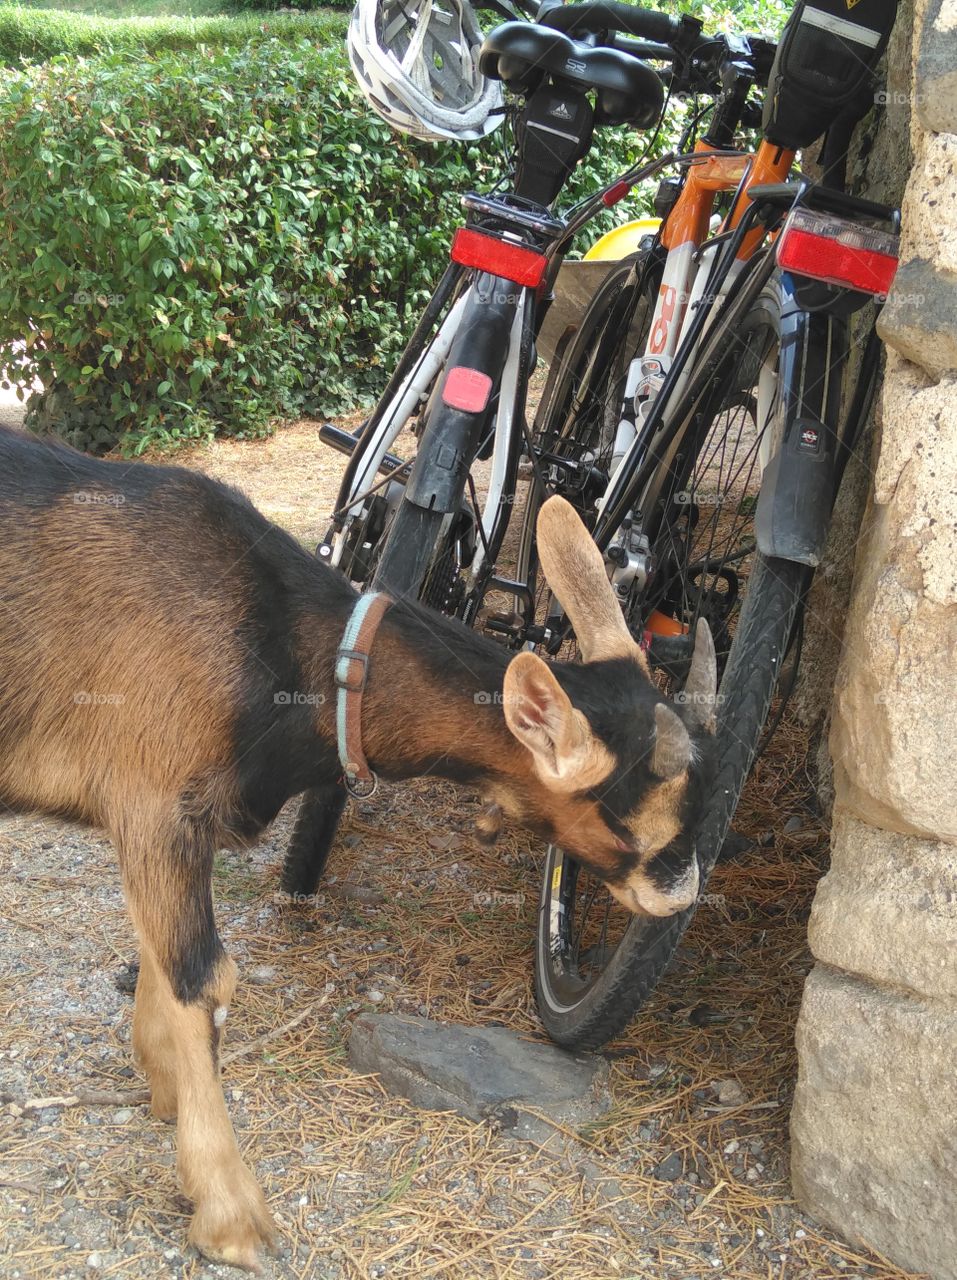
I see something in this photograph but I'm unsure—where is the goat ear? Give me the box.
[503,652,613,790]
[536,495,645,667]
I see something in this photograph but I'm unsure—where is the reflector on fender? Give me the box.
[451,227,549,288]
[775,207,899,297]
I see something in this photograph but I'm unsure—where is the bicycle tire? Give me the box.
[534,284,809,1049]
[535,554,804,1048]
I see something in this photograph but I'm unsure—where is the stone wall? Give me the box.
[789,1,957,1276]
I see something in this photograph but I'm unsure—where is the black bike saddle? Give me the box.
[479,21,664,128]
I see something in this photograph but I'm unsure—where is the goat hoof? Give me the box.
[188,1181,277,1273]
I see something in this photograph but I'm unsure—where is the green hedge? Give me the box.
[0,36,641,453]
[0,4,347,66]
[226,0,351,10]
[0,39,492,451]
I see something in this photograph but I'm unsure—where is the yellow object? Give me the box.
[583,217,662,262]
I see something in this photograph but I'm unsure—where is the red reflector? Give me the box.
[602,180,631,208]
[777,226,898,296]
[442,366,493,414]
[450,227,548,288]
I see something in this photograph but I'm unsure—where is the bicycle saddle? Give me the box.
[479,22,664,128]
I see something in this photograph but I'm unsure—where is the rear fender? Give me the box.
[755,272,848,567]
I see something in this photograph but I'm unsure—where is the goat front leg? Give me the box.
[281,782,347,896]
[121,824,276,1270]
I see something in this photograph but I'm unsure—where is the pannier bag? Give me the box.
[762,0,900,149]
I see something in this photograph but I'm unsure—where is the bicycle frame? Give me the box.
[323,81,885,626]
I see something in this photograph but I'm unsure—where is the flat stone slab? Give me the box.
[349,1014,609,1134]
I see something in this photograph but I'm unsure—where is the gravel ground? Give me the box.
[0,425,923,1280]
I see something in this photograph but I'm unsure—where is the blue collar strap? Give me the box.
[335,591,393,798]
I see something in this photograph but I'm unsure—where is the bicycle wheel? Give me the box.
[499,252,656,650]
[534,283,808,1049]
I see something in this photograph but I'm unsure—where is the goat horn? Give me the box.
[536,496,644,667]
[652,703,693,780]
[679,618,718,730]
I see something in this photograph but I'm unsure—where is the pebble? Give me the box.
[687,1004,728,1027]
[783,815,803,833]
[368,989,385,1003]
[714,1078,746,1106]
[86,1254,102,1269]
[112,1108,133,1125]
[653,1152,684,1182]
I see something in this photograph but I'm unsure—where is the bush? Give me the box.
[0,35,644,453]
[0,4,347,67]
[226,0,351,10]
[0,40,488,450]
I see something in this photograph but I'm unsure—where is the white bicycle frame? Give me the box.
[327,283,529,585]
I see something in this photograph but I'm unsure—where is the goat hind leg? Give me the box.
[132,947,178,1122]
[281,782,346,896]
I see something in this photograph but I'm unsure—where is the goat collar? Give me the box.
[335,591,393,797]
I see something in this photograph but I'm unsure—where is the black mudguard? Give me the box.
[405,272,518,514]
[754,272,849,568]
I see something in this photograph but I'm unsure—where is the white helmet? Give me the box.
[348,0,504,142]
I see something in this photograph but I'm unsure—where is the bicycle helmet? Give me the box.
[348,0,504,142]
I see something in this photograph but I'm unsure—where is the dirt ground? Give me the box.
[0,422,924,1280]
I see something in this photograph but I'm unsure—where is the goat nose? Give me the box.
[631,861,700,916]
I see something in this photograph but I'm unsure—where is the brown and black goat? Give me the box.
[0,425,716,1269]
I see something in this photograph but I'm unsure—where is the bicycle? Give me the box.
[314,0,901,1049]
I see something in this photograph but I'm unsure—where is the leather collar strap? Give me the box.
[335,591,393,797]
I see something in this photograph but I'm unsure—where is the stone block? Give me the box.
[792,966,957,1280]
[809,810,957,1000]
[916,0,957,136]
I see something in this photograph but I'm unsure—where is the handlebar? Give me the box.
[536,1,681,43]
